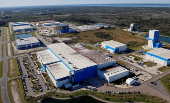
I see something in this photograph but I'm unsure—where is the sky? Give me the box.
[0,0,170,7]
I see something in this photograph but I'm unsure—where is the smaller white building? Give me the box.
[15,37,40,49]
[101,40,127,53]
[145,48,170,66]
[98,66,129,83]
[46,62,71,88]
[126,78,136,85]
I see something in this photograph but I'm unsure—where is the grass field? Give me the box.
[0,61,3,78]
[126,54,143,61]
[7,78,27,103]
[159,73,170,96]
[27,90,168,103]
[60,27,145,47]
[84,45,95,50]
[158,66,170,72]
[1,44,3,57]
[31,32,36,37]
[144,61,157,67]
[116,61,126,67]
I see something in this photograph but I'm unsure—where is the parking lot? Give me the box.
[17,53,49,96]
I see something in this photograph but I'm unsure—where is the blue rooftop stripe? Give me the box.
[146,52,168,61]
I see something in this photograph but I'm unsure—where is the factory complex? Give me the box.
[36,43,129,88]
[145,30,170,66]
[10,22,34,32]
[101,40,127,53]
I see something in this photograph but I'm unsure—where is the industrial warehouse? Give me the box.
[145,30,170,66]
[15,37,40,49]
[10,22,34,32]
[36,43,129,87]
[101,40,127,53]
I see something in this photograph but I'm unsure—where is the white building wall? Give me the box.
[98,70,129,83]
[46,67,70,88]
[118,45,127,52]
[46,67,57,87]
[145,54,167,66]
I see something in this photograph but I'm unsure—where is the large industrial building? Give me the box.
[15,37,40,49]
[145,48,170,66]
[11,22,34,32]
[147,30,162,48]
[36,43,129,88]
[101,40,127,53]
[43,22,60,26]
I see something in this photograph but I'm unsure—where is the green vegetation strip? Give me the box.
[158,66,170,72]
[116,61,126,67]
[144,61,157,67]
[84,45,95,50]
[159,73,170,96]
[31,32,36,37]
[8,78,27,103]
[0,61,3,78]
[10,35,15,41]
[0,86,2,103]
[126,54,143,61]
[1,44,3,57]
[27,90,167,103]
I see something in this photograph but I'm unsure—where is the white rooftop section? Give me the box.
[147,48,170,59]
[46,62,70,80]
[15,37,39,45]
[101,66,129,77]
[36,49,60,65]
[102,40,126,48]
[47,43,97,71]
[13,25,33,31]
[126,78,136,85]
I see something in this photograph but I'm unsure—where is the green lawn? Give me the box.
[159,73,170,96]
[126,54,143,61]
[144,61,157,67]
[58,33,78,38]
[127,44,144,51]
[27,90,168,103]
[31,32,36,37]
[10,35,15,41]
[84,45,95,50]
[0,86,2,103]
[1,44,3,57]
[116,61,126,67]
[158,66,170,72]
[0,61,3,78]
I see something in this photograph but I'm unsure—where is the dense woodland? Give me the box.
[1,6,170,36]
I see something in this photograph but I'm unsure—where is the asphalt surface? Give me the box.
[0,27,11,103]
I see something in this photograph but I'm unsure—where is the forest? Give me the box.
[0,6,170,36]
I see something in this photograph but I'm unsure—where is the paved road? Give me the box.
[0,27,11,103]
[35,31,50,46]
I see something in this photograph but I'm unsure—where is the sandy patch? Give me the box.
[11,81,22,103]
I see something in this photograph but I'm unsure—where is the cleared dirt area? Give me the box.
[62,27,146,45]
[11,81,22,103]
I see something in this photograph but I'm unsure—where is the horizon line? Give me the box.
[1,3,170,8]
